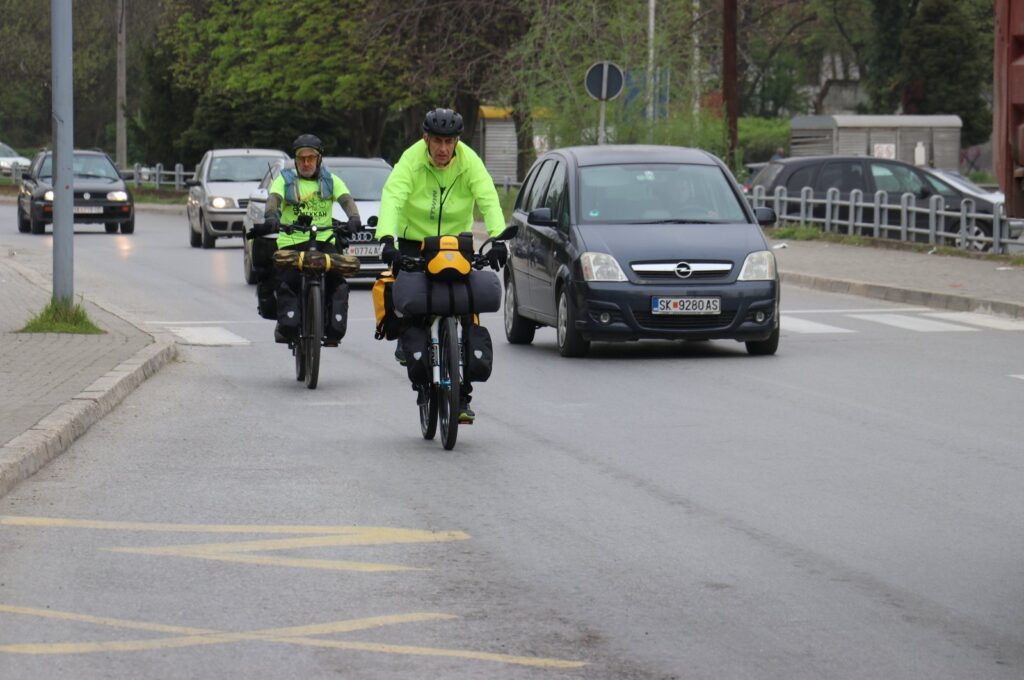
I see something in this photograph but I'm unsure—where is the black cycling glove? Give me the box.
[256,212,280,236]
[346,216,361,235]
[379,236,399,266]
[486,241,508,270]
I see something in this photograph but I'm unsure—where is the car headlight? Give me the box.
[0,160,10,169]
[209,196,234,209]
[43,190,54,201]
[580,252,627,282]
[107,191,128,201]
[738,250,777,281]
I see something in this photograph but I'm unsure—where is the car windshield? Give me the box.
[0,142,16,156]
[327,165,391,201]
[208,156,281,182]
[39,153,120,180]
[578,163,748,224]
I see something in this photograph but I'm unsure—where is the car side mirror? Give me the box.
[249,188,268,204]
[754,207,777,226]
[21,172,33,181]
[527,207,557,227]
[185,179,200,187]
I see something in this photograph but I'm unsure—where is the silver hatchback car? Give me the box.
[186,148,288,248]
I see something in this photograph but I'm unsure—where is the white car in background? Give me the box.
[0,141,30,176]
[186,148,289,248]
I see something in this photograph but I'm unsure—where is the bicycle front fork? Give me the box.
[429,317,462,386]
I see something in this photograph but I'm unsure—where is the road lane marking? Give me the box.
[847,313,979,332]
[781,315,855,334]
[923,312,1024,330]
[1011,375,1024,381]
[0,604,586,669]
[168,326,250,345]
[781,307,932,314]
[0,516,470,572]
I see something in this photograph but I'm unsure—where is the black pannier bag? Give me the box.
[463,324,493,382]
[400,326,431,384]
[391,270,501,317]
[328,282,349,340]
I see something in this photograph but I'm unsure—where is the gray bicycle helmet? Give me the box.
[422,108,464,137]
[291,133,324,157]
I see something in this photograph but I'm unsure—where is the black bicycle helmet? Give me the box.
[291,133,324,157]
[422,108,464,137]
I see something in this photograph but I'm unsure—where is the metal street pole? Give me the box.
[723,0,738,170]
[116,0,127,170]
[51,0,74,303]
[646,0,656,136]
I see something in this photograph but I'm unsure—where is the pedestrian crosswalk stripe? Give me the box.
[846,314,979,332]
[781,316,855,334]
[922,312,1024,331]
[168,326,250,346]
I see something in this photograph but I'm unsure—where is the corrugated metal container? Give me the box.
[476,106,519,184]
[789,115,963,170]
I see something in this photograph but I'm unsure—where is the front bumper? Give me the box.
[33,200,133,224]
[570,279,779,342]
[206,208,247,237]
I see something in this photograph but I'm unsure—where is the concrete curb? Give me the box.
[781,271,1024,320]
[0,341,177,499]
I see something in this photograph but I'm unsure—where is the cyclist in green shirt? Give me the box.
[375,108,508,423]
[259,134,361,344]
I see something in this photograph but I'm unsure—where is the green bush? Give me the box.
[738,117,789,163]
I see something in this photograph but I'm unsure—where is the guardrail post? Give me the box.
[800,186,812,226]
[12,165,21,182]
[132,162,141,188]
[155,163,163,190]
[900,193,913,242]
[958,198,973,250]
[175,163,184,191]
[772,186,785,221]
[994,203,1004,253]
[928,195,943,246]
[825,187,839,233]
[873,191,886,238]
[849,189,863,235]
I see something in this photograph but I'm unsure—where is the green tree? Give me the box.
[899,0,991,146]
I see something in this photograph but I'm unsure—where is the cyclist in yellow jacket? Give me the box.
[375,108,508,423]
[259,134,361,345]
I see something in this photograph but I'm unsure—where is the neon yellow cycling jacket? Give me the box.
[375,140,505,243]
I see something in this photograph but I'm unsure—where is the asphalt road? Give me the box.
[1,212,1023,679]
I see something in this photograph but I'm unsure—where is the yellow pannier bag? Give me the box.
[372,268,401,340]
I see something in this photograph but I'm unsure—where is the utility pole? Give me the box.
[692,0,701,121]
[51,0,74,303]
[646,0,656,138]
[722,0,738,170]
[116,0,127,170]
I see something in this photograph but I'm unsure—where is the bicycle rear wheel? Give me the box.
[304,284,323,389]
[438,317,460,450]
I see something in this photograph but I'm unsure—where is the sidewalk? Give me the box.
[1,207,1023,499]
[0,208,177,498]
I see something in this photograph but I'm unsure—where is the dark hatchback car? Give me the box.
[504,145,780,357]
[749,155,1023,249]
[16,149,134,235]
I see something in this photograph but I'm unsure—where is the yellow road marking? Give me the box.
[0,516,470,573]
[0,604,586,669]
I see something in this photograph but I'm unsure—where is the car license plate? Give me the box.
[346,244,381,257]
[73,206,103,214]
[651,296,721,315]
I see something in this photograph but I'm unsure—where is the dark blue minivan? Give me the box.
[503,145,779,357]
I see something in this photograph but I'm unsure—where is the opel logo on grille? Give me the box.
[674,262,693,279]
[83,192,90,200]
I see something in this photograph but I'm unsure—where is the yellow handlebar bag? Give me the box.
[422,233,473,281]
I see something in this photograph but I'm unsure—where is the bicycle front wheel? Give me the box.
[419,383,438,440]
[304,284,323,389]
[438,317,461,450]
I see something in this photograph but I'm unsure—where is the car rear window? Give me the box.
[579,163,747,223]
[750,162,783,189]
